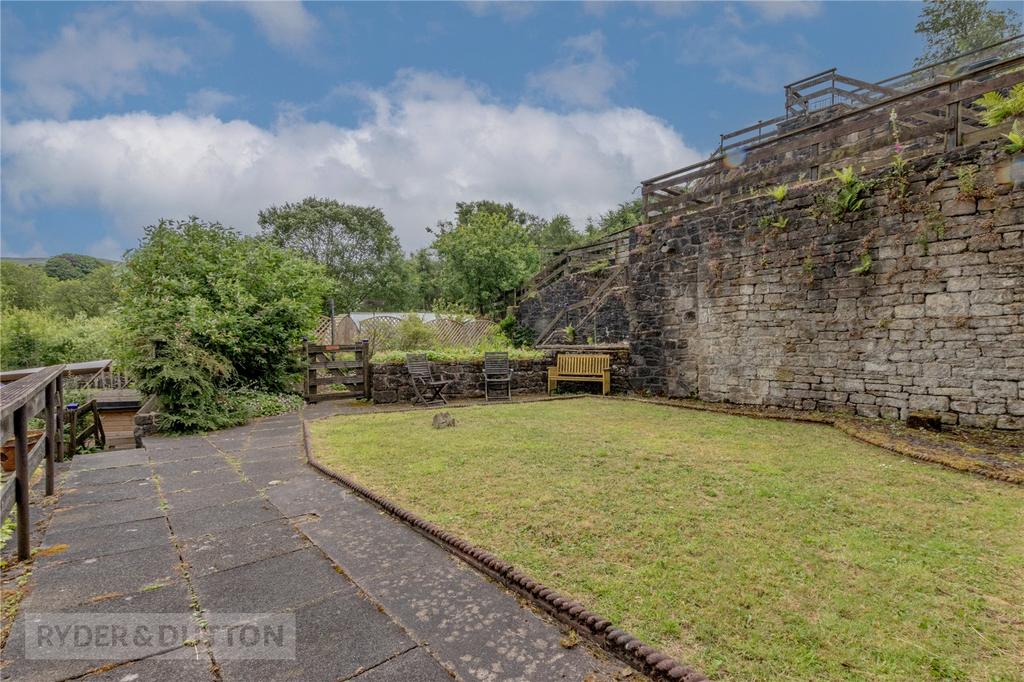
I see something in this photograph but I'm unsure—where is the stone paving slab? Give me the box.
[57,479,156,505]
[217,590,417,682]
[192,547,350,614]
[263,473,356,518]
[167,496,281,539]
[352,646,456,682]
[163,479,258,513]
[71,449,151,471]
[26,543,182,611]
[181,518,310,577]
[1,583,195,682]
[157,465,240,493]
[35,516,171,565]
[46,495,164,533]
[64,464,152,487]
[78,647,215,681]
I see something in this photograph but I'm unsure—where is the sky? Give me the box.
[0,0,989,259]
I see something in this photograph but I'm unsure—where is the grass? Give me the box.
[310,398,1024,681]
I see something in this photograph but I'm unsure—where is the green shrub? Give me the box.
[392,313,437,350]
[0,308,118,370]
[119,218,330,432]
[497,314,535,348]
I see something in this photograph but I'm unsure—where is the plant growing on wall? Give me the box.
[816,166,873,223]
[757,213,790,233]
[1004,119,1024,154]
[768,184,788,203]
[563,324,576,343]
[850,251,873,275]
[887,110,912,207]
[973,83,1024,127]
[915,207,947,254]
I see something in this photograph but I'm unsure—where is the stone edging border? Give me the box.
[607,395,1022,485]
[300,417,709,682]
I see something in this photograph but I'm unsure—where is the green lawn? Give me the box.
[310,398,1024,681]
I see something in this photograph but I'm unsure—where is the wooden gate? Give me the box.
[304,341,370,402]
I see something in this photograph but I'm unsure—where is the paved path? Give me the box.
[1,409,623,682]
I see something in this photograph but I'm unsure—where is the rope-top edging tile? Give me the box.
[301,419,708,682]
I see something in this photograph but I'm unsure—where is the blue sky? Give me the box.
[0,1,993,258]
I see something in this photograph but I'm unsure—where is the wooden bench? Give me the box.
[547,354,611,395]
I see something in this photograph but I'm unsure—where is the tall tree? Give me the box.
[0,262,52,309]
[584,199,644,240]
[258,197,410,312]
[406,248,442,310]
[432,211,539,315]
[532,213,581,252]
[914,0,1021,66]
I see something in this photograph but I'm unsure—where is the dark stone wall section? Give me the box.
[626,142,1023,429]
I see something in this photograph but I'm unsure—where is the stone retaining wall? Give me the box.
[516,141,1023,428]
[629,142,1023,429]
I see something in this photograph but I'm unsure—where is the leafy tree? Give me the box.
[258,197,409,312]
[914,0,1021,66]
[532,213,581,252]
[0,308,117,370]
[0,262,52,309]
[120,218,329,432]
[45,266,120,318]
[433,211,540,316]
[584,199,644,240]
[44,253,106,280]
[406,248,442,310]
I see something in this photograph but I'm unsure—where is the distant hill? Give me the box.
[1,254,118,266]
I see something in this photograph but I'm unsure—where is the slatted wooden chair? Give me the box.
[547,354,611,395]
[406,354,449,406]
[483,352,512,401]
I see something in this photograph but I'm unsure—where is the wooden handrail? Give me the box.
[0,364,65,561]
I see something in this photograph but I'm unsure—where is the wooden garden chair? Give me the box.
[406,354,449,406]
[483,352,512,401]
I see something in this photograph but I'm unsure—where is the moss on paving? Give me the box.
[310,398,1024,681]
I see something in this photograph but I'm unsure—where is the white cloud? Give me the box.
[528,31,626,108]
[679,21,810,95]
[6,9,189,119]
[464,1,537,22]
[241,1,319,51]
[749,1,822,22]
[186,89,238,115]
[2,72,701,253]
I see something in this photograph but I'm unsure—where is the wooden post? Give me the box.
[361,339,371,400]
[945,81,961,151]
[56,374,65,462]
[305,342,316,400]
[67,405,78,457]
[44,382,56,496]
[14,405,30,561]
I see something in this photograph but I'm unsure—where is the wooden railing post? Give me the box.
[67,405,78,457]
[13,405,30,561]
[361,339,371,400]
[44,382,56,496]
[56,374,65,462]
[945,81,961,150]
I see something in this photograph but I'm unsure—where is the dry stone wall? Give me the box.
[371,348,632,403]
[627,142,1023,428]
